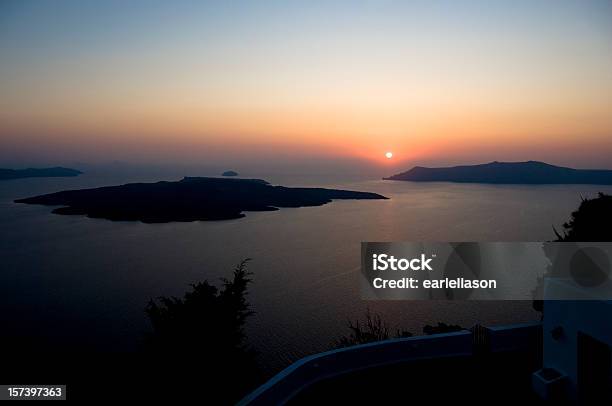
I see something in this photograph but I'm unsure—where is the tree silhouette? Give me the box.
[145,259,260,403]
[534,193,612,313]
[554,193,612,241]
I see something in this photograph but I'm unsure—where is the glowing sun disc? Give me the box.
[385,152,393,159]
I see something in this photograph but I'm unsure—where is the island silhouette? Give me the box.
[15,177,387,223]
[0,167,82,180]
[384,161,612,184]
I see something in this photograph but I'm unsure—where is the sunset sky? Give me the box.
[1,0,611,170]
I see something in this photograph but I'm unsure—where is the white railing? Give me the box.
[239,331,473,405]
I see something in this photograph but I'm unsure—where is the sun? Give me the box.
[385,151,393,159]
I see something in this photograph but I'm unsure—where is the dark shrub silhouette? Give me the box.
[145,259,260,403]
[554,193,612,241]
[335,310,465,348]
[534,193,612,313]
[335,309,413,348]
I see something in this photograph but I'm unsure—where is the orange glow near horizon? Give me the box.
[1,2,611,168]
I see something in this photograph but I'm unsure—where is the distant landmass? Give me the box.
[384,161,612,185]
[0,167,82,181]
[222,170,239,177]
[15,177,387,223]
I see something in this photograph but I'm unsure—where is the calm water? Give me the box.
[2,171,612,372]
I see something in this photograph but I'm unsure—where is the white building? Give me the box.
[533,279,612,403]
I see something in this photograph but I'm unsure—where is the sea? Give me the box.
[2,170,611,373]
